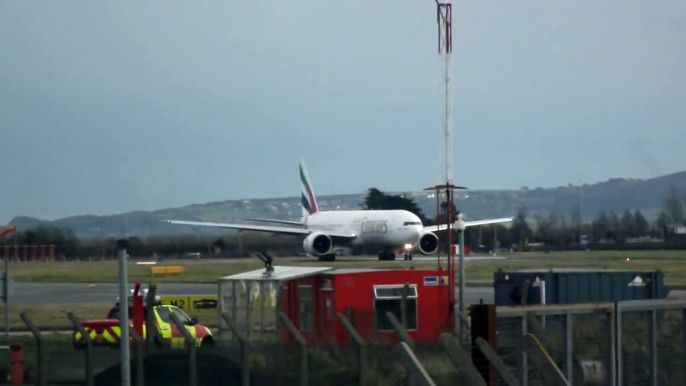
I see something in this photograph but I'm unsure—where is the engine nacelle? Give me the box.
[418,231,439,255]
[303,232,333,256]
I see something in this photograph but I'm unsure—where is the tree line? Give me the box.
[1,186,685,259]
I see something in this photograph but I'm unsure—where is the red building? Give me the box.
[218,265,453,344]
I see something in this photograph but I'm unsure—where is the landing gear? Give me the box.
[318,254,336,262]
[403,253,413,261]
[377,251,396,261]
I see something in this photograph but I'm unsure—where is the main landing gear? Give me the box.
[403,253,413,261]
[318,254,336,262]
[378,251,396,261]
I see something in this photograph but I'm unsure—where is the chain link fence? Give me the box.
[8,299,686,385]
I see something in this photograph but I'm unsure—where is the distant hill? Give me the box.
[9,171,686,239]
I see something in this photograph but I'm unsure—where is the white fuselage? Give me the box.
[302,210,424,250]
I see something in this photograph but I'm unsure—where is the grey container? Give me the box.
[493,268,670,306]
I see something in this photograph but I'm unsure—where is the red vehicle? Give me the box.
[73,283,214,349]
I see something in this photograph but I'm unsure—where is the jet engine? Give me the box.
[303,232,333,256]
[418,231,439,255]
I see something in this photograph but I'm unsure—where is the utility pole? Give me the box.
[116,239,131,386]
[0,226,16,347]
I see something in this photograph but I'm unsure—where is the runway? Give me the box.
[10,282,495,307]
[10,281,686,307]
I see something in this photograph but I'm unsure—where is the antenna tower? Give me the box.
[437,0,452,186]
[428,0,459,332]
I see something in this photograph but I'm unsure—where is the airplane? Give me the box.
[164,160,514,262]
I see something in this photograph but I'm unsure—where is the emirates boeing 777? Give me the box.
[165,160,513,261]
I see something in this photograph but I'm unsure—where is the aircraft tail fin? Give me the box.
[299,160,319,217]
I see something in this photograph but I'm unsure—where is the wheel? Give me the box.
[319,254,335,262]
[388,253,396,261]
[409,253,413,260]
[201,337,214,347]
[403,254,409,261]
[378,253,385,261]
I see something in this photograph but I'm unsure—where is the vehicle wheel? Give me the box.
[409,254,413,260]
[378,253,385,261]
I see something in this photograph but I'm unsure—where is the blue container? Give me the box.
[493,269,669,306]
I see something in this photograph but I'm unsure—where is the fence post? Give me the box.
[649,308,658,386]
[145,284,161,353]
[386,312,414,349]
[221,312,251,386]
[278,312,308,386]
[129,328,145,386]
[563,313,573,384]
[347,308,354,344]
[439,333,486,386]
[474,337,520,386]
[397,342,436,386]
[169,313,197,386]
[19,312,46,386]
[337,312,368,385]
[401,282,409,328]
[470,304,498,384]
[522,333,569,386]
[67,312,94,386]
[457,309,471,339]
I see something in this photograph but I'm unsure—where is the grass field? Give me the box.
[0,303,220,331]
[5,250,686,286]
[0,333,73,373]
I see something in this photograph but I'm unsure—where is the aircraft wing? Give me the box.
[423,217,514,233]
[244,218,304,226]
[463,217,514,227]
[164,220,356,239]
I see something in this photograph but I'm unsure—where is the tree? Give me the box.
[361,188,430,224]
[533,214,552,244]
[634,210,649,237]
[655,210,670,238]
[620,209,635,240]
[592,210,609,241]
[570,204,582,242]
[509,207,533,246]
[361,188,386,211]
[664,187,684,226]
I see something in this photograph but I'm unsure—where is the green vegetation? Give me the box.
[0,333,73,374]
[5,249,686,287]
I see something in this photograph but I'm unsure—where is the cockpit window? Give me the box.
[403,221,421,226]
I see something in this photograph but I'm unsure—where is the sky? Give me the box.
[1,1,685,223]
